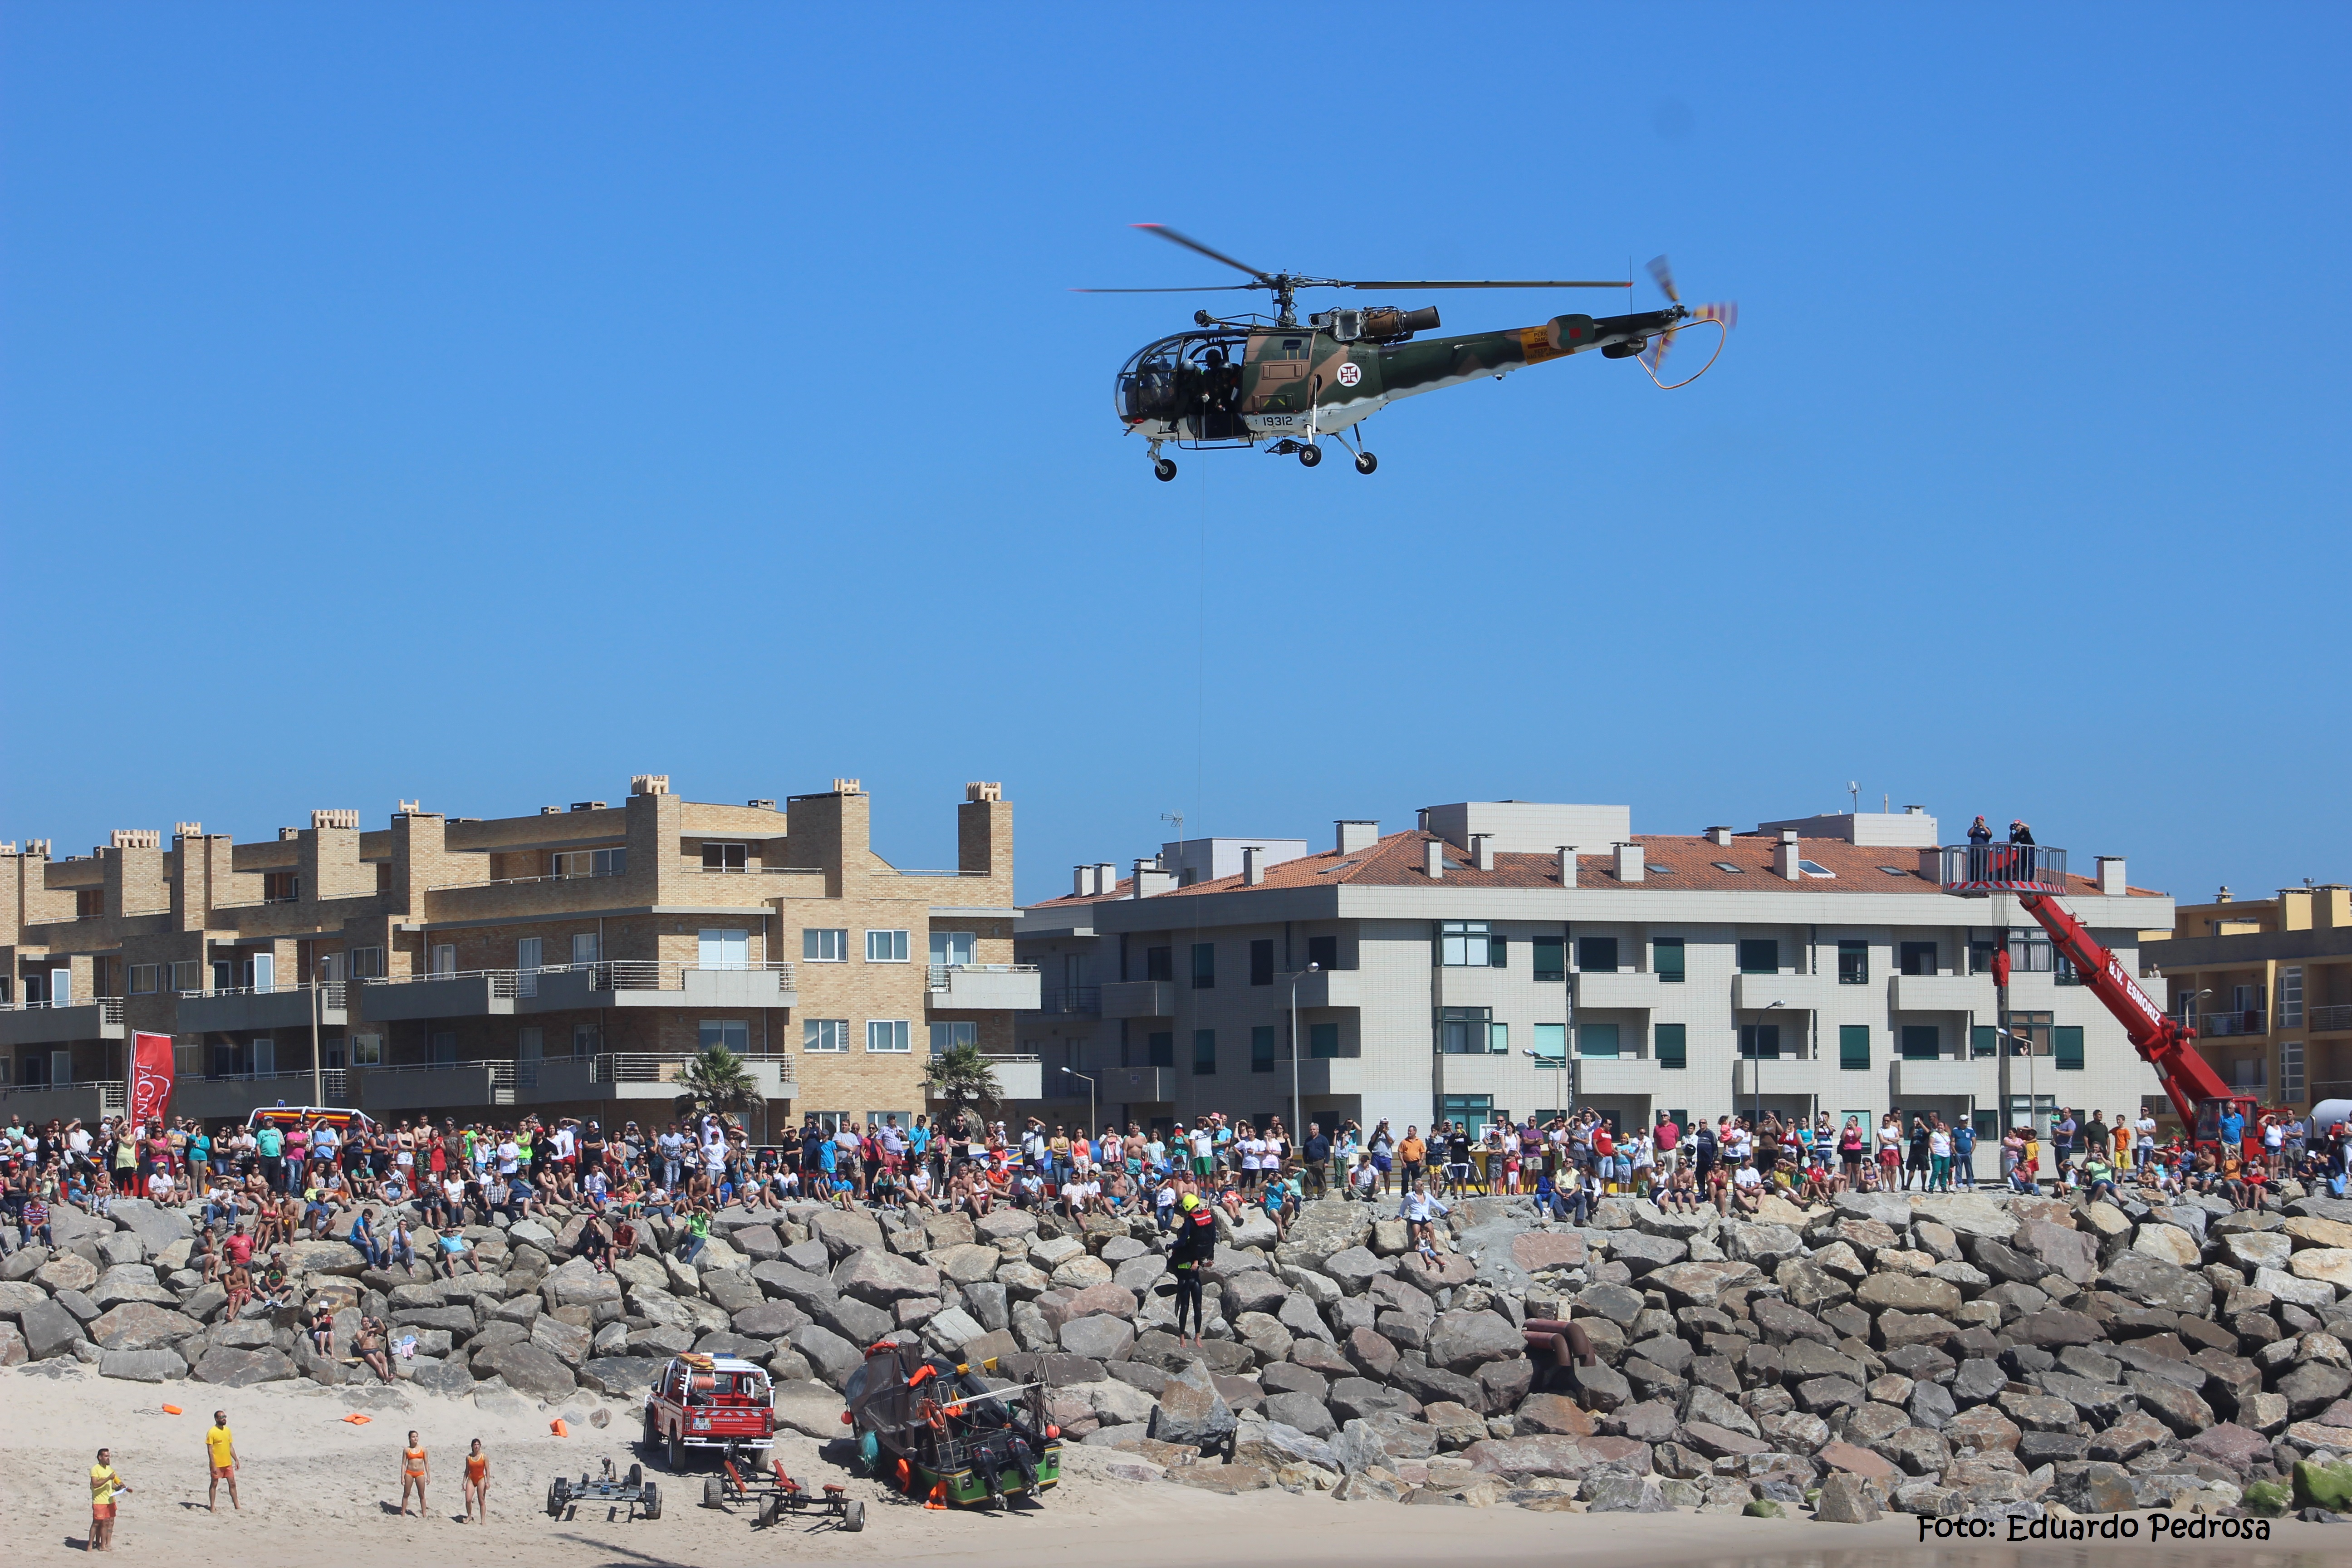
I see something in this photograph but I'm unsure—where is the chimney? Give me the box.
[1774,830,1800,880]
[965,781,1002,803]
[108,829,161,850]
[1243,847,1267,886]
[1557,847,1578,887]
[1131,857,1176,897]
[173,822,201,840]
[310,809,359,830]
[1904,804,1926,816]
[1705,826,1735,847]
[1424,839,1445,880]
[1614,842,1644,883]
[1336,820,1379,855]
[1096,862,1117,896]
[1073,866,1091,897]
[632,774,672,796]
[2317,885,2352,928]
[1471,834,1495,872]
[2097,856,2127,897]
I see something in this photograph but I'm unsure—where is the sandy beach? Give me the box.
[5,1362,2341,1568]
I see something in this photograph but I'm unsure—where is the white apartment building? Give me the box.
[1014,803,2172,1153]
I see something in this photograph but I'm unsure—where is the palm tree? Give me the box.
[676,1043,760,1119]
[925,1043,1001,1136]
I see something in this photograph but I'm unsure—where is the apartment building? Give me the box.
[2139,882,2352,1114]
[0,777,1032,1137]
[1014,802,2172,1156]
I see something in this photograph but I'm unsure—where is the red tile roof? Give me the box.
[1029,830,2159,907]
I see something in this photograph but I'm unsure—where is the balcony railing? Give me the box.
[365,960,792,994]
[0,1078,125,1111]
[2308,1005,2352,1032]
[1038,986,1100,1014]
[586,1052,795,1084]
[927,963,1038,989]
[1939,843,2070,894]
[192,1066,350,1094]
[0,995,127,1020]
[2201,1010,2265,1037]
[176,981,345,1007]
[365,1058,519,1086]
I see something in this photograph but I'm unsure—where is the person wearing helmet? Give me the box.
[1166,1176,1217,1348]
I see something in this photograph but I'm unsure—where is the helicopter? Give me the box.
[1081,225,1735,480]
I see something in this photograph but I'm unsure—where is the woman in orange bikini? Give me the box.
[461,1439,490,1522]
[397,1430,431,1519]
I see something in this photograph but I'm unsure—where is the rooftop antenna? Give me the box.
[1883,793,1890,814]
[1847,781,1859,815]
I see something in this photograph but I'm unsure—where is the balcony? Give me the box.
[1290,969,1366,1009]
[1101,980,1176,1019]
[2201,1010,2266,1037]
[1733,1056,1823,1099]
[927,965,1041,1011]
[1289,1056,1367,1096]
[359,971,518,1022]
[1890,973,1989,1013]
[173,1069,354,1120]
[932,1054,1041,1101]
[175,982,348,1034]
[353,1060,517,1112]
[1890,1058,1988,1098]
[1939,843,2069,895]
[1575,971,1659,1010]
[1733,973,1825,1012]
[1098,1064,1176,1102]
[1576,1057,1661,1097]
[0,997,126,1049]
[0,1079,123,1122]
[523,1052,797,1104]
[2310,1005,2352,1034]
[1035,986,1101,1016]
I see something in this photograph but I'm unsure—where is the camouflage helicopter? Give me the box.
[1082,225,1735,480]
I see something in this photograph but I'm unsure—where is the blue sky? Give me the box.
[4,5,2345,906]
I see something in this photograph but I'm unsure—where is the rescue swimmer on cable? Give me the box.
[1081,225,1736,480]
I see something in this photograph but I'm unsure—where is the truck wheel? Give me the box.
[668,1429,686,1472]
[641,1482,661,1520]
[845,1499,866,1533]
[703,1476,724,1509]
[642,1409,658,1453]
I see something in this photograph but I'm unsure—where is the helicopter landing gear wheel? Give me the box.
[1153,457,1177,482]
[1354,451,1377,474]
[1298,443,1322,468]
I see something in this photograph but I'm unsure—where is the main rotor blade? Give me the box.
[1133,224,1271,283]
[1334,279,1631,289]
[1070,285,1256,293]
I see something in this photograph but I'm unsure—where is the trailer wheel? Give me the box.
[641,1482,661,1520]
[703,1476,724,1509]
[546,1481,565,1518]
[758,1494,782,1529]
[627,1462,642,1489]
[845,1499,866,1533]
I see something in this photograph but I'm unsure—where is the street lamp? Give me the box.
[1285,963,1322,1148]
[1751,1000,1785,1130]
[1060,1067,1096,1142]
[308,943,328,1109]
[1522,1048,1570,1120]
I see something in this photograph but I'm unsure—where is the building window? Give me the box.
[573,1024,601,1059]
[428,1031,457,1065]
[553,847,626,879]
[1307,935,1339,971]
[701,842,748,872]
[866,1019,911,1053]
[2282,1039,2305,1102]
[1147,1031,1174,1068]
[804,1019,848,1053]
[929,1020,976,1055]
[1192,1029,1216,1075]
[1145,946,1173,982]
[2280,967,2304,1028]
[1899,941,1938,977]
[1250,940,1274,987]
[429,945,457,976]
[866,930,910,963]
[2053,1025,2084,1070]
[569,932,600,968]
[700,1019,750,1053]
[1972,1025,1997,1058]
[169,960,201,992]
[1738,939,1779,975]
[346,948,384,980]
[931,931,975,968]
[350,1033,383,1066]
[2006,1010,2053,1056]
[76,889,104,918]
[263,872,301,905]
[1488,1021,1509,1055]
[1739,1023,1781,1059]
[803,929,847,962]
[1310,1022,1341,1059]
[1838,940,1868,985]
[1438,921,1494,966]
[1436,1006,1490,1055]
[1901,1025,1940,1061]
[1532,936,1565,982]
[1577,936,1619,973]
[1191,942,1215,989]
[1656,1023,1687,1069]
[128,964,158,995]
[1578,1022,1620,1059]
[1440,1094,1494,1135]
[1654,938,1685,983]
[1251,1026,1276,1072]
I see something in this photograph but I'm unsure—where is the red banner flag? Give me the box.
[130,1031,174,1128]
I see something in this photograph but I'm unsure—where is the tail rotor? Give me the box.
[1640,255,1737,382]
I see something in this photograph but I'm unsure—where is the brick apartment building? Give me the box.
[0,776,1034,1138]
[1014,802,2175,1161]
[2139,882,2352,1115]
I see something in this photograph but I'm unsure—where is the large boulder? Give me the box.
[90,1302,202,1352]
[1147,1359,1237,1450]
[20,1298,85,1360]
[789,1324,863,1389]
[472,1341,577,1401]
[1646,1260,1764,1308]
[809,1208,886,1259]
[99,1348,186,1382]
[1059,1314,1135,1363]
[2099,1254,2212,1315]
[1427,1309,1521,1375]
[192,1346,300,1387]
[1855,1273,1962,1318]
[832,1250,940,1305]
